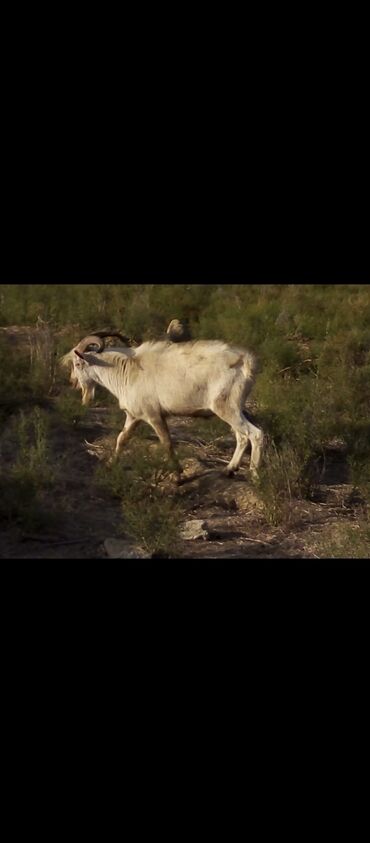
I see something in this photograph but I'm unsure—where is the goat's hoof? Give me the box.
[224,467,236,477]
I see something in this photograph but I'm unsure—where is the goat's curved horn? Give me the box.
[92,331,131,345]
[74,334,106,353]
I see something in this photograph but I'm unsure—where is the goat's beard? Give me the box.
[72,366,96,405]
[81,384,96,405]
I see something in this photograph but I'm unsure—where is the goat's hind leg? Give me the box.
[226,429,250,476]
[245,417,264,476]
[229,416,263,477]
[212,402,264,477]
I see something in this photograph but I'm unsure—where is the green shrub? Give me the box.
[8,407,50,474]
[96,441,185,556]
[256,440,308,526]
[0,326,58,411]
[0,407,57,529]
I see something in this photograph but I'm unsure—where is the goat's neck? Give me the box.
[89,359,127,402]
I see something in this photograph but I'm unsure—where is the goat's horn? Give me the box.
[91,330,131,345]
[74,334,106,353]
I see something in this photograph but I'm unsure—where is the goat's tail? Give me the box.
[229,349,259,405]
[229,349,258,381]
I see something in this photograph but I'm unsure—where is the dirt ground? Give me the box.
[0,402,368,561]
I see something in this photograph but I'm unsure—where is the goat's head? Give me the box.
[70,330,129,405]
[71,350,96,404]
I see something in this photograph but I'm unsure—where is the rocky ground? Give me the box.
[0,403,368,561]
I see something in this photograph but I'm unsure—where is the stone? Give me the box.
[180,520,209,541]
[222,483,263,512]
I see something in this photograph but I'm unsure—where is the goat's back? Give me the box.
[135,339,257,380]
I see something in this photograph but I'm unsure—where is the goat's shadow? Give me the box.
[176,465,248,489]
[177,467,216,486]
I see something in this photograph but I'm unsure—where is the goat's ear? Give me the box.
[74,349,87,361]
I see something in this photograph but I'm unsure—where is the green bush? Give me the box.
[256,440,309,526]
[96,441,185,556]
[0,407,57,529]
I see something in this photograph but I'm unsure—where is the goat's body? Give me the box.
[69,338,264,476]
[91,340,254,415]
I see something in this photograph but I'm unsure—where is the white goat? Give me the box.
[66,331,264,477]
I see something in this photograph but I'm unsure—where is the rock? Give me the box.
[179,457,204,474]
[103,538,150,558]
[180,519,209,540]
[222,483,263,512]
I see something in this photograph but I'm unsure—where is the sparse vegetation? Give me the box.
[308,519,370,559]
[1,282,370,558]
[255,441,304,526]
[0,407,58,530]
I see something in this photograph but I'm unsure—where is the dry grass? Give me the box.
[306,519,370,558]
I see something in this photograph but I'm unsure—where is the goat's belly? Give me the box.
[163,408,214,418]
[160,383,211,417]
[189,409,214,418]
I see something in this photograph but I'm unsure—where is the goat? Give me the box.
[66,330,264,478]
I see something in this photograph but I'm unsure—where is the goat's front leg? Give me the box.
[114,414,141,457]
[147,416,183,479]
